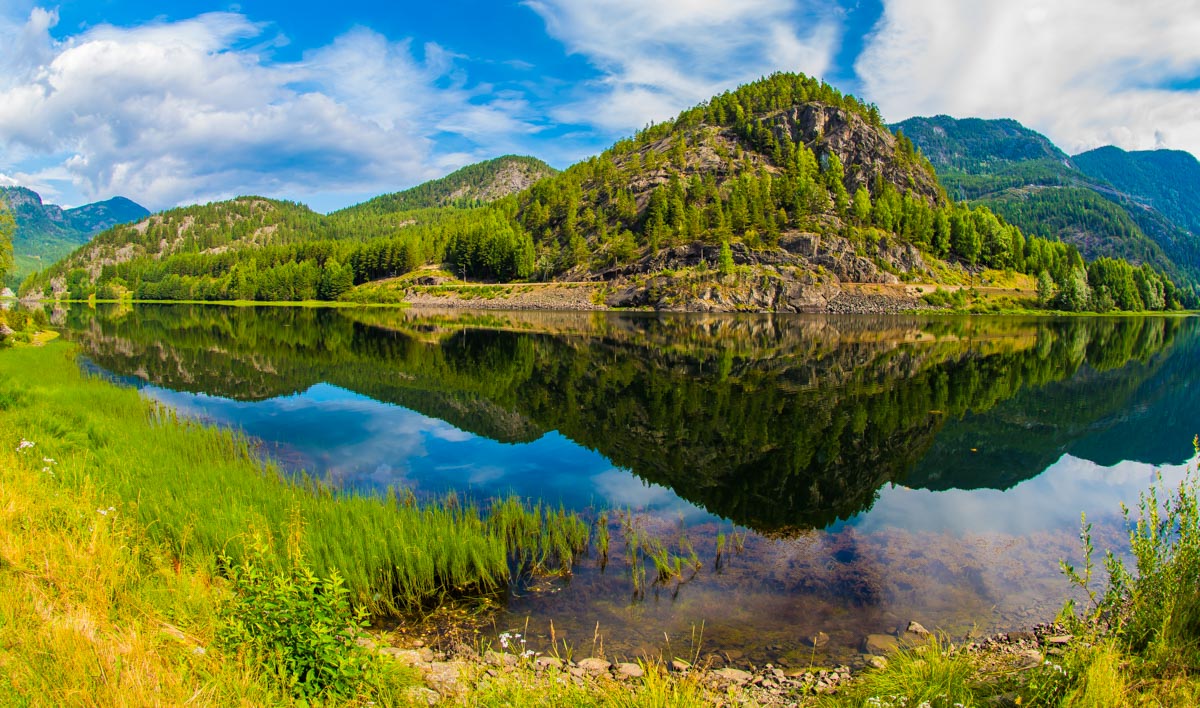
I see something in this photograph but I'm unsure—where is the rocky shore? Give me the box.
[362,621,1078,706]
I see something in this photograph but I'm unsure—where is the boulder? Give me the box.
[576,657,612,675]
[713,668,753,684]
[906,621,931,637]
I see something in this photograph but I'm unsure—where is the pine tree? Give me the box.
[718,240,734,276]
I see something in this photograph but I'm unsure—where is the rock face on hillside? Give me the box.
[602,234,930,312]
[770,105,942,203]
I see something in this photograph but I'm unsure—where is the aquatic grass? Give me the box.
[0,343,588,617]
[596,511,610,563]
[731,528,748,554]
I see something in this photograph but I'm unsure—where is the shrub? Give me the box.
[1063,436,1200,670]
[218,535,381,700]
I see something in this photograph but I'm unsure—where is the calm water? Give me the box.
[59,305,1199,668]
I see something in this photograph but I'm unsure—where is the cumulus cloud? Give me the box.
[524,0,841,132]
[857,0,1200,157]
[0,9,543,209]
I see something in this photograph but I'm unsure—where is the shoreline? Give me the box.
[16,291,1198,317]
[349,620,1077,706]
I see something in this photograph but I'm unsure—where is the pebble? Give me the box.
[616,662,645,679]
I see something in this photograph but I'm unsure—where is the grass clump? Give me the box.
[827,638,978,708]
[0,393,420,705]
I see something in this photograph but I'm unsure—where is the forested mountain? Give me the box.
[339,155,555,215]
[22,73,1186,313]
[893,116,1200,286]
[0,187,149,287]
[1073,146,1200,236]
[893,116,1068,174]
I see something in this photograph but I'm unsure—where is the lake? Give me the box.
[59,304,1199,669]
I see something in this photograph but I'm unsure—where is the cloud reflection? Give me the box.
[857,454,1195,536]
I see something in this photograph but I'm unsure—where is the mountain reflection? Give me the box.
[64,305,1191,534]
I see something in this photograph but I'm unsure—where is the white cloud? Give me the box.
[524,0,841,132]
[857,0,1200,158]
[0,9,543,210]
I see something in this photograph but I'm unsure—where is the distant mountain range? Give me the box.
[892,116,1200,285]
[1,187,149,286]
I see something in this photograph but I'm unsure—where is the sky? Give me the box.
[0,0,1198,213]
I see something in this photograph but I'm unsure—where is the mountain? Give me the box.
[23,73,1183,313]
[339,155,556,215]
[893,116,1200,285]
[893,116,1068,174]
[1073,146,1200,236]
[0,187,149,286]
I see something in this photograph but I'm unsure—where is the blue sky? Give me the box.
[1,0,1198,213]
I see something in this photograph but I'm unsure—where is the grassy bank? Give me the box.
[0,343,600,616]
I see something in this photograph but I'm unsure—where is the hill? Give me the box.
[23,73,1185,313]
[0,187,149,287]
[339,155,556,215]
[893,116,1200,285]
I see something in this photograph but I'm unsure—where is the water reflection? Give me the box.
[63,305,1192,534]
[54,305,1200,666]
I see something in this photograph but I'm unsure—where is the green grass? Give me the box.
[824,638,979,708]
[0,343,586,615]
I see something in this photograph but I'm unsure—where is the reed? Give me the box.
[595,511,610,562]
[0,343,590,616]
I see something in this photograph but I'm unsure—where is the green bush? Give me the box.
[218,536,381,700]
[921,288,968,309]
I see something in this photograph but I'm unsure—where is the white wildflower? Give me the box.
[17,439,34,452]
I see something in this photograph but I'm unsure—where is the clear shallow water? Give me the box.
[61,305,1200,668]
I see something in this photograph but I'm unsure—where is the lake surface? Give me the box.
[59,305,1199,668]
